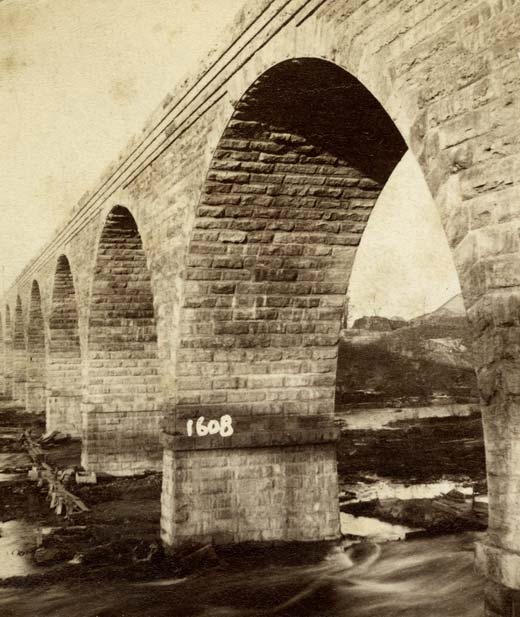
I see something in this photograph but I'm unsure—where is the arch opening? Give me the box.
[48,256,82,435]
[12,296,26,407]
[4,306,13,399]
[26,281,46,413]
[163,58,408,546]
[84,206,162,475]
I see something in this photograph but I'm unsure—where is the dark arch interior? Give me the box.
[233,58,406,183]
[27,282,46,412]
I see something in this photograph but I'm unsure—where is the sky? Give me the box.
[0,0,461,320]
[347,152,461,323]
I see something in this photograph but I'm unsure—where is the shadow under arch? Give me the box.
[26,280,46,413]
[47,254,82,435]
[83,205,162,475]
[162,57,480,550]
[12,296,26,407]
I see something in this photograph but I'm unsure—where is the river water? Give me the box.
[0,532,484,617]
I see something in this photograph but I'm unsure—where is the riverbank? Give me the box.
[0,401,169,586]
[336,408,486,486]
[336,405,487,538]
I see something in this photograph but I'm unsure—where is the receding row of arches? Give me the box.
[0,206,162,474]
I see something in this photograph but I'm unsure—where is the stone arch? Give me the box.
[83,205,162,475]
[162,58,409,546]
[4,306,12,399]
[12,296,26,407]
[26,281,46,413]
[47,255,82,434]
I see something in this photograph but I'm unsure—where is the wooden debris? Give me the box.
[431,490,487,527]
[75,471,97,485]
[0,427,23,441]
[20,430,89,518]
[40,430,72,446]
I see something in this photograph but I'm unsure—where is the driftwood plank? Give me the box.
[20,430,89,517]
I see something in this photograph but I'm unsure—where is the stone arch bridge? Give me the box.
[1,1,520,613]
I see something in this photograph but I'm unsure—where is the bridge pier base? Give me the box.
[81,405,163,476]
[484,581,520,617]
[26,382,45,414]
[477,542,520,616]
[4,377,13,401]
[46,393,81,437]
[160,441,340,549]
[12,380,26,409]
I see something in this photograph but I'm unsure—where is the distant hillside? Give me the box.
[337,295,478,407]
[352,315,407,332]
[414,294,466,320]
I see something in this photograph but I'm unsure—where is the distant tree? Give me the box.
[370,292,379,317]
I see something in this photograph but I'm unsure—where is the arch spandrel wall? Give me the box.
[1,3,519,613]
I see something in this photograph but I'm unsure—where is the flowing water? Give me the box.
[0,531,484,617]
[0,520,41,578]
[341,478,475,502]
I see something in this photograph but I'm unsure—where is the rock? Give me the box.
[344,540,381,566]
[27,467,39,481]
[36,526,62,547]
[68,553,83,565]
[177,544,219,571]
[34,547,68,565]
[445,489,467,502]
[76,542,122,567]
[59,525,88,535]
[75,471,97,485]
[132,540,160,563]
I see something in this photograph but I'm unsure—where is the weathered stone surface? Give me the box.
[160,444,340,547]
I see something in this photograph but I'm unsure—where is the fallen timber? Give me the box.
[19,430,89,518]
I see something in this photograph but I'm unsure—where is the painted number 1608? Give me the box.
[186,415,234,438]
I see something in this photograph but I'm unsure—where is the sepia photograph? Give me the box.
[0,1,518,615]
